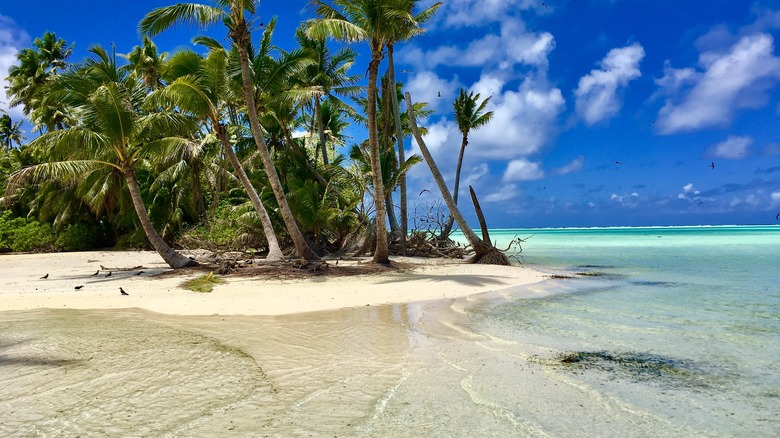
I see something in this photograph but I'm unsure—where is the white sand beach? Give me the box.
[0,250,546,315]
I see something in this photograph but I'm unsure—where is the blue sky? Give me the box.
[2,0,780,228]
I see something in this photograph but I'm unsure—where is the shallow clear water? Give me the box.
[2,226,779,436]
[457,225,780,436]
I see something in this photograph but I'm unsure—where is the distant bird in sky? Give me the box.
[615,160,623,165]
[40,273,48,279]
[91,270,99,276]
[419,189,431,196]
[776,212,780,220]
[105,271,112,277]
[401,69,412,73]
[710,162,715,169]
[74,285,83,290]
[120,287,128,296]
[437,91,441,97]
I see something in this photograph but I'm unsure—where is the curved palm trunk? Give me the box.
[368,50,390,264]
[314,96,329,166]
[234,38,319,263]
[218,127,284,261]
[387,44,407,254]
[441,133,468,238]
[405,92,508,265]
[124,168,196,269]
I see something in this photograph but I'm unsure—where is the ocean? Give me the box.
[442,225,780,436]
[1,225,778,436]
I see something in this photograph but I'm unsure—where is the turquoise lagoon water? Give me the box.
[449,225,780,436]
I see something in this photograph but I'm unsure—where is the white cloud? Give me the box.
[683,183,694,192]
[502,158,544,182]
[708,135,752,159]
[771,191,780,204]
[406,71,460,113]
[484,183,520,203]
[0,15,30,119]
[469,76,565,159]
[436,0,538,28]
[656,33,780,134]
[553,156,584,175]
[574,43,645,125]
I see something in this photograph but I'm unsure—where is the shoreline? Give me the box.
[0,250,548,316]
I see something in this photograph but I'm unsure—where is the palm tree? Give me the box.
[441,88,493,239]
[384,0,441,253]
[294,27,361,166]
[122,36,167,91]
[140,0,321,264]
[7,47,197,268]
[405,92,508,265]
[5,32,73,132]
[0,113,26,153]
[307,0,409,264]
[149,47,285,260]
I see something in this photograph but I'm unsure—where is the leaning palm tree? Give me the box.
[441,88,493,239]
[149,47,285,260]
[405,92,508,265]
[7,47,197,269]
[140,0,320,264]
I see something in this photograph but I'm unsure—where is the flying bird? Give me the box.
[419,189,431,196]
[120,287,129,296]
[105,271,112,277]
[776,212,780,220]
[91,270,100,276]
[710,162,715,169]
[74,285,83,290]
[615,161,623,165]
[437,91,441,97]
[40,273,49,279]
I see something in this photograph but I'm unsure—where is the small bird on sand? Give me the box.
[74,285,84,290]
[91,270,100,276]
[120,287,129,296]
[135,271,144,276]
[105,271,112,277]
[40,273,49,279]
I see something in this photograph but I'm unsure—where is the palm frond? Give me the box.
[140,4,225,37]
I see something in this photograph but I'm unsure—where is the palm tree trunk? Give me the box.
[387,44,407,254]
[124,168,195,269]
[405,92,508,265]
[218,126,284,261]
[234,38,319,263]
[368,49,390,264]
[441,134,468,238]
[314,96,329,166]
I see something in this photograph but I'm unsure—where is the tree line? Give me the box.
[1,0,505,268]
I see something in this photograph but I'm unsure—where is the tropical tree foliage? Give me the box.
[1,1,454,266]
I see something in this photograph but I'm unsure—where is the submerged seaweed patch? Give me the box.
[556,350,712,387]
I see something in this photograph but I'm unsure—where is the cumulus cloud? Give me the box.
[435,0,539,28]
[400,18,554,72]
[574,43,645,125]
[553,156,584,175]
[502,158,544,182]
[708,135,752,159]
[0,15,30,119]
[655,33,780,134]
[484,183,520,203]
[771,191,780,206]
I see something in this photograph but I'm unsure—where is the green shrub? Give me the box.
[54,223,99,252]
[9,220,55,252]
